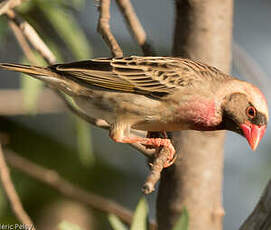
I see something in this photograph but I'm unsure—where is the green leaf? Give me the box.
[130,197,148,230]
[58,221,83,230]
[108,214,128,230]
[75,116,95,167]
[172,207,189,230]
[40,4,92,60]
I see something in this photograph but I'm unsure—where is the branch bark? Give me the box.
[0,0,27,16]
[6,10,56,64]
[97,0,123,57]
[0,144,36,229]
[157,1,233,229]
[115,0,154,56]
[240,180,271,230]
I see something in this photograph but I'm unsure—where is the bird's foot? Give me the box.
[116,136,176,168]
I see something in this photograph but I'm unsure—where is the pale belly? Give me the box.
[74,93,191,132]
[74,96,117,124]
[73,92,167,128]
[132,119,191,131]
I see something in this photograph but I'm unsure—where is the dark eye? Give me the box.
[246,106,256,119]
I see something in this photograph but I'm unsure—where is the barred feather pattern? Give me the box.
[52,56,232,98]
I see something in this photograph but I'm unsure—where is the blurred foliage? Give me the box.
[130,197,148,230]
[172,208,189,230]
[108,198,189,230]
[108,197,148,230]
[108,214,128,230]
[74,117,95,166]
[58,221,83,230]
[40,2,91,60]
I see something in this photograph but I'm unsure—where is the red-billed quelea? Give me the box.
[0,56,268,167]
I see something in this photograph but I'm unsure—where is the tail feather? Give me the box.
[0,63,85,96]
[0,63,48,76]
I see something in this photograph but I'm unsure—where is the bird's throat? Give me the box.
[177,98,220,130]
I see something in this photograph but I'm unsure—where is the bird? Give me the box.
[0,56,268,167]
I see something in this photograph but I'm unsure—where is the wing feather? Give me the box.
[51,56,231,98]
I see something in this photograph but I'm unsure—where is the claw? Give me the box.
[112,134,176,168]
[163,151,177,168]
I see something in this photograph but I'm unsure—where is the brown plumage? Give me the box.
[0,56,268,167]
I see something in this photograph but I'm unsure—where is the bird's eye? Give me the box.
[246,106,256,119]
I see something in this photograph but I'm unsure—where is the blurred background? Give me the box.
[0,0,270,229]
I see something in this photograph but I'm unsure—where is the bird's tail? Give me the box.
[0,63,85,96]
[0,63,51,78]
[0,63,66,87]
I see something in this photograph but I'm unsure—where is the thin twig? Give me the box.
[97,0,123,57]
[115,0,155,56]
[0,0,27,16]
[8,18,39,65]
[142,147,170,194]
[0,144,36,229]
[6,10,56,64]
[4,150,157,230]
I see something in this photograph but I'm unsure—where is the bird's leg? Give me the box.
[119,137,176,168]
[110,123,176,167]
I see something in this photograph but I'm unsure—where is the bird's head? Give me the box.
[221,82,268,150]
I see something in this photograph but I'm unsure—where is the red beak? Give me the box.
[240,122,266,151]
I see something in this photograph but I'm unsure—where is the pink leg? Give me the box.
[116,136,176,168]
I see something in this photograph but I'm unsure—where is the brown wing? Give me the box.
[51,56,231,98]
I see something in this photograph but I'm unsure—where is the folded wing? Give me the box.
[52,56,230,98]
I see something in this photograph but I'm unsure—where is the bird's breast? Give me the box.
[176,98,221,129]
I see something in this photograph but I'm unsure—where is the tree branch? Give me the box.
[8,18,38,65]
[115,0,154,56]
[0,0,27,16]
[0,144,36,229]
[97,0,123,57]
[239,180,271,230]
[4,149,157,230]
[142,147,169,194]
[6,10,56,64]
